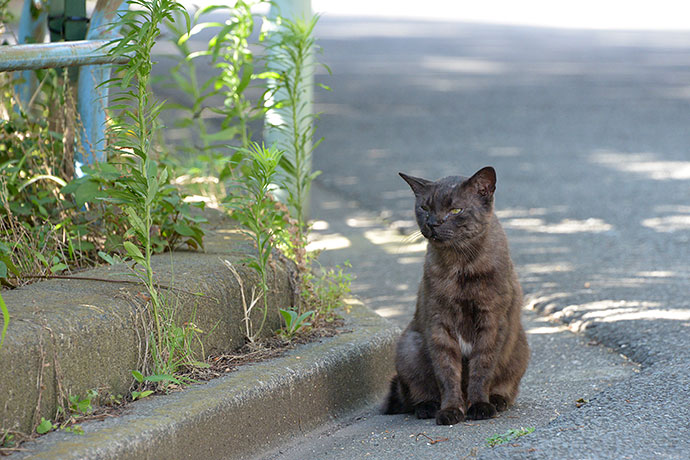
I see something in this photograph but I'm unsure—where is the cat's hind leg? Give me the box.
[413,401,439,419]
[383,375,412,414]
[394,328,441,418]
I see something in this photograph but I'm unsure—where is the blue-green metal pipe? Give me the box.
[15,0,48,108]
[75,0,128,174]
[0,40,126,72]
[7,0,128,174]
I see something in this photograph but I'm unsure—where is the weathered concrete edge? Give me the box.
[14,302,401,460]
[0,226,292,433]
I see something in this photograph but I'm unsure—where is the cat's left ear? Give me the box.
[469,166,496,197]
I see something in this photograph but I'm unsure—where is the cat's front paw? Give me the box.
[414,401,439,419]
[467,402,497,420]
[435,407,465,425]
[489,394,509,412]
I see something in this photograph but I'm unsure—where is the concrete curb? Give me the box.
[1,209,399,456]
[0,217,294,434]
[13,301,399,460]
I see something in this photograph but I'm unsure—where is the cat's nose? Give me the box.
[428,215,444,227]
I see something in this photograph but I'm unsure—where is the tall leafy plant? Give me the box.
[163,0,273,198]
[224,142,284,341]
[106,0,188,161]
[196,0,266,148]
[104,0,202,380]
[264,15,328,246]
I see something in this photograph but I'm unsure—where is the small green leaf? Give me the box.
[77,398,92,414]
[173,223,196,237]
[36,418,54,434]
[202,126,240,142]
[50,263,68,274]
[123,242,144,262]
[296,311,314,325]
[144,373,181,385]
[74,180,100,207]
[0,254,19,276]
[98,251,114,265]
[132,370,144,383]
[60,178,82,195]
[125,208,147,237]
[35,252,48,266]
[279,308,294,326]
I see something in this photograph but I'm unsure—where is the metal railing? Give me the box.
[1,0,128,174]
[0,40,126,71]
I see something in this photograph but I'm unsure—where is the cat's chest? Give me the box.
[424,265,484,339]
[425,264,482,302]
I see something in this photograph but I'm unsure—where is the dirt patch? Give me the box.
[187,315,346,382]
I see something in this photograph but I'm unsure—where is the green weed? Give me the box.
[35,388,99,436]
[224,142,285,342]
[0,69,100,284]
[104,0,207,383]
[161,1,274,204]
[0,430,18,450]
[278,308,313,339]
[35,417,84,436]
[486,427,535,447]
[263,14,329,245]
[35,418,55,435]
[302,261,352,315]
[65,389,98,417]
[170,1,268,148]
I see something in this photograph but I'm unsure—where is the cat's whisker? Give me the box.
[401,230,424,245]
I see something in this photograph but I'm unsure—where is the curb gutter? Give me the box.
[14,301,399,460]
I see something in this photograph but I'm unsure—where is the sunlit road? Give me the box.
[262,15,690,460]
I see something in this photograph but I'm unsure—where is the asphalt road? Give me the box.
[260,17,690,460]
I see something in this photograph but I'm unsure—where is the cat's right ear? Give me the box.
[399,173,431,196]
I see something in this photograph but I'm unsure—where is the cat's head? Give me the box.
[399,167,497,246]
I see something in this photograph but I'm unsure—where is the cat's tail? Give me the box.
[382,375,411,414]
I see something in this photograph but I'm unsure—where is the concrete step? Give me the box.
[12,301,398,460]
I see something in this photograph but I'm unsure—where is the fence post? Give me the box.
[16,0,48,108]
[75,0,126,176]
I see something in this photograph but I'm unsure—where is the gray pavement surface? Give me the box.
[260,17,690,460]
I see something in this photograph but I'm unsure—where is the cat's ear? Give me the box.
[469,167,496,197]
[399,172,432,195]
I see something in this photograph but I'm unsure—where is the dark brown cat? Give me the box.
[384,166,529,425]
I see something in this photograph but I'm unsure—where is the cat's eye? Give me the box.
[420,205,430,212]
[450,208,464,215]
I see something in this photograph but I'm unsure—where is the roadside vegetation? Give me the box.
[0,0,348,445]
[486,427,536,447]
